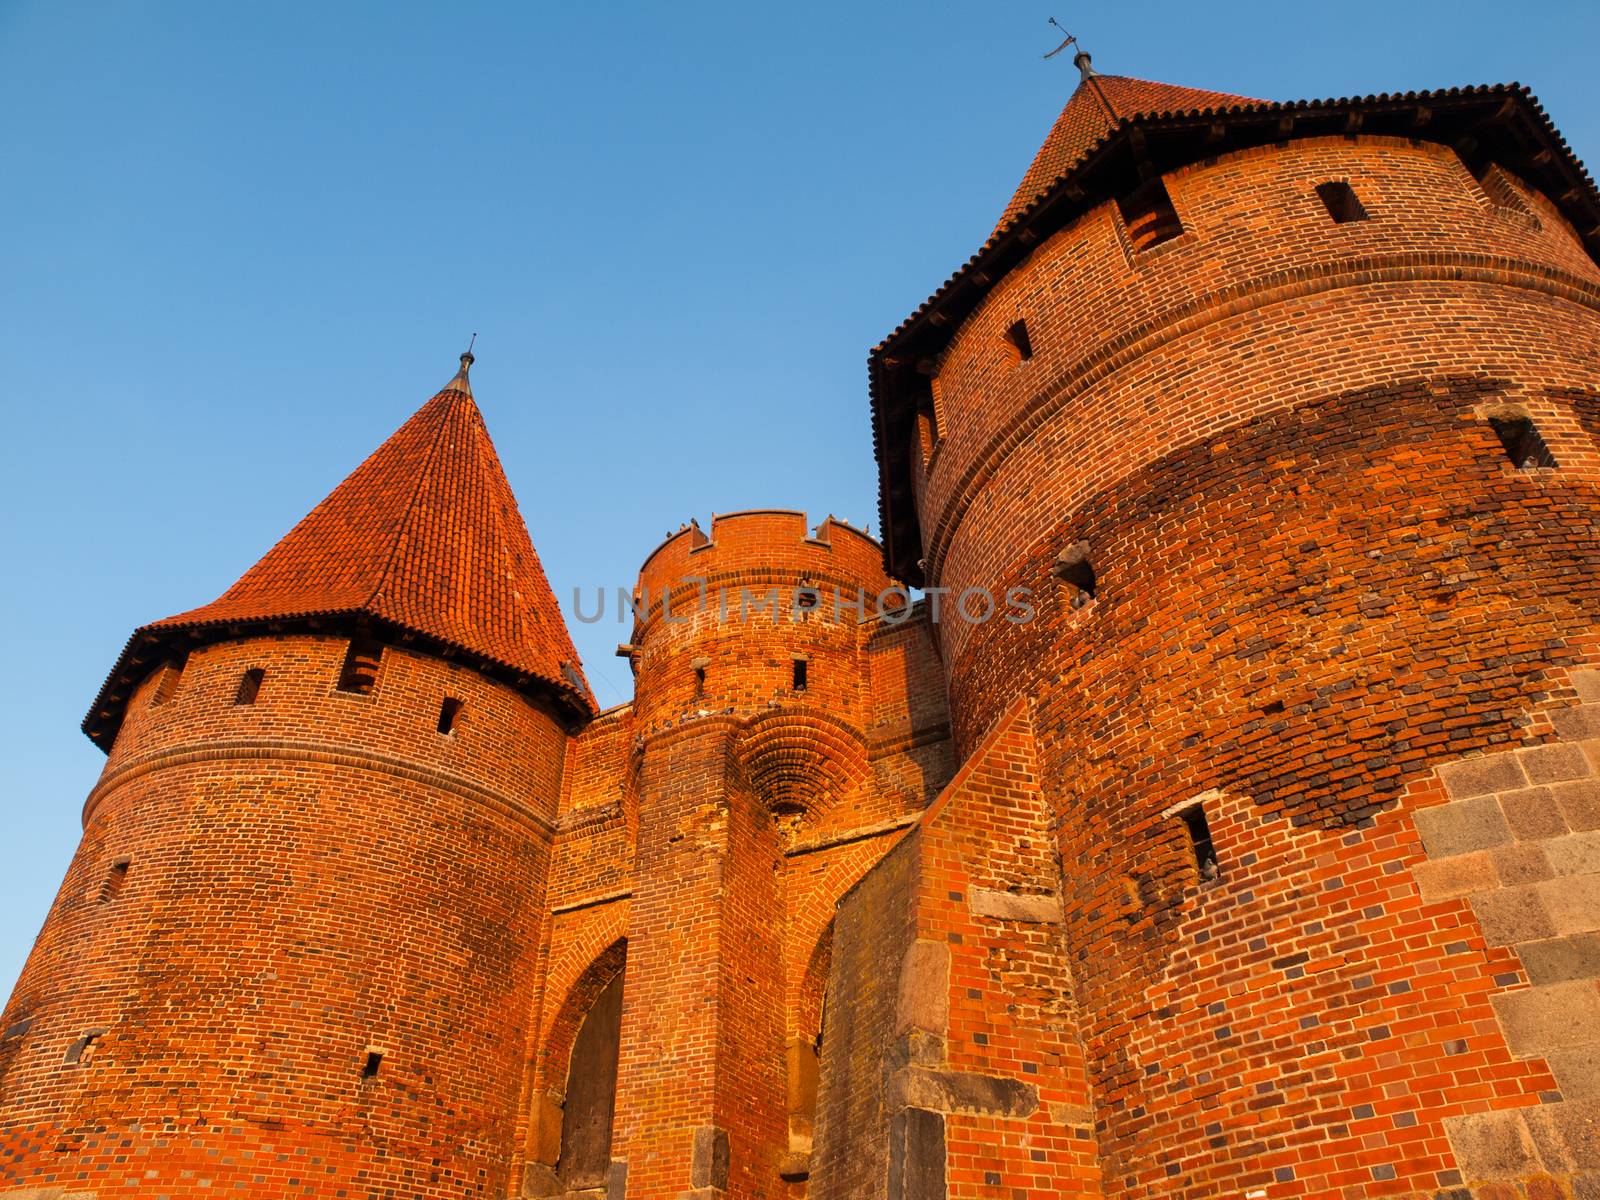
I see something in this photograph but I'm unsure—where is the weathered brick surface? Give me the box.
[14,59,1600,1200]
[873,108,1600,1199]
[813,702,1101,1199]
[0,636,567,1198]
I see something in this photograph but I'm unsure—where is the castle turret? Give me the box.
[515,511,953,1200]
[850,54,1600,1197]
[0,354,591,1197]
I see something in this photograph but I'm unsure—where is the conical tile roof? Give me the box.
[997,65,1256,232]
[85,355,592,746]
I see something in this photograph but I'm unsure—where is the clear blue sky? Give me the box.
[2,0,1597,996]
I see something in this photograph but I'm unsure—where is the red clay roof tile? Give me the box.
[86,358,591,744]
[997,73,1257,233]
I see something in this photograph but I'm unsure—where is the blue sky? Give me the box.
[2,0,1597,995]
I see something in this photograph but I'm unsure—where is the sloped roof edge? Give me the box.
[868,83,1600,585]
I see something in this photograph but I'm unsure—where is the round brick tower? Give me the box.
[607,511,927,1199]
[870,57,1600,1197]
[627,508,898,837]
[0,356,593,1199]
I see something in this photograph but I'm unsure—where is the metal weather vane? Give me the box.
[1042,16,1077,59]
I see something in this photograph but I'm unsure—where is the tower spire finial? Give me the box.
[447,333,476,395]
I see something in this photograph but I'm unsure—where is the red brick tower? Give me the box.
[854,49,1600,1198]
[0,354,593,1198]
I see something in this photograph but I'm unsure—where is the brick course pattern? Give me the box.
[7,55,1600,1200]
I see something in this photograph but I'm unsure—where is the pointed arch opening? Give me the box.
[529,938,628,1195]
[781,921,834,1182]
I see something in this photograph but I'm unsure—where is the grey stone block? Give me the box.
[1573,671,1600,703]
[1412,851,1498,903]
[1500,786,1569,841]
[690,1126,729,1191]
[1538,873,1600,936]
[887,1107,946,1200]
[1556,780,1600,832]
[1546,1045,1600,1099]
[1548,833,1600,877]
[1443,1108,1541,1179]
[1469,885,1556,946]
[1440,755,1529,801]
[1493,980,1600,1056]
[1494,843,1555,885]
[1518,933,1600,985]
[1522,742,1596,784]
[1416,795,1514,858]
[968,887,1063,923]
[1528,1098,1600,1171]
[1553,704,1600,742]
[896,1067,1038,1118]
[896,940,950,1038]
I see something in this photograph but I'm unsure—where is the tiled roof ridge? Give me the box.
[366,387,458,616]
[81,365,593,749]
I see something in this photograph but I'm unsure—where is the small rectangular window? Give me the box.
[437,697,463,735]
[362,1050,383,1078]
[1051,542,1096,608]
[1489,415,1558,470]
[1179,805,1219,881]
[1471,161,1539,223]
[150,656,187,708]
[1117,178,1184,252]
[99,859,131,904]
[691,656,710,698]
[1004,319,1034,363]
[915,401,939,464]
[3,1017,34,1042]
[1315,181,1369,224]
[234,667,265,706]
[64,1030,105,1065]
[793,659,808,691]
[338,634,383,695]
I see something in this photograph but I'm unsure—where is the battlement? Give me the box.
[635,510,892,606]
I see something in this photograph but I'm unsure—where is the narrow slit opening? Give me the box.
[234,667,264,706]
[337,633,383,695]
[1004,319,1034,363]
[64,1030,105,1065]
[1117,178,1184,252]
[3,1017,34,1042]
[437,697,463,736]
[1052,542,1096,608]
[1314,180,1369,224]
[1179,805,1219,882]
[1471,160,1539,222]
[99,859,131,904]
[150,655,187,708]
[793,659,808,691]
[1488,415,1558,470]
[692,659,708,698]
[361,1051,383,1079]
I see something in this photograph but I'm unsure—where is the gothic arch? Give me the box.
[526,937,627,1194]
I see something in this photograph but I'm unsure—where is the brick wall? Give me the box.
[812,701,1102,1200]
[0,633,567,1198]
[898,133,1600,1195]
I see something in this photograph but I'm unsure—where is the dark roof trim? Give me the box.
[82,611,595,752]
[869,83,1600,585]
